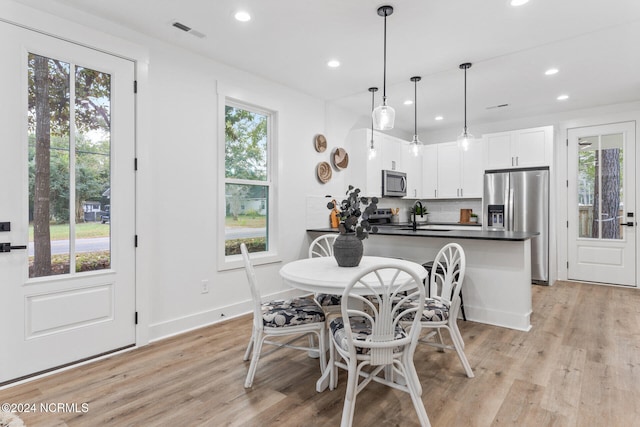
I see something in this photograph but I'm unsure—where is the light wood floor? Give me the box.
[2,280,640,426]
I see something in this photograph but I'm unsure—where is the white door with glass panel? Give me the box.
[567,122,636,286]
[0,22,136,384]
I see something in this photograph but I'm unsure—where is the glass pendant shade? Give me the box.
[457,129,474,151]
[410,135,421,157]
[372,103,395,130]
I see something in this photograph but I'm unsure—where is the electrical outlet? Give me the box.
[201,279,209,294]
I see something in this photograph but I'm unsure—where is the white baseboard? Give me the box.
[148,288,306,342]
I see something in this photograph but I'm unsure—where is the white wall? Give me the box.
[2,0,362,343]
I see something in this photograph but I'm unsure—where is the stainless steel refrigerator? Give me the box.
[483,167,549,284]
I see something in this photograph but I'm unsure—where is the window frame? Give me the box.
[217,91,279,271]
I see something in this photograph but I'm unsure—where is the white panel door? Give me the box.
[567,122,636,286]
[0,22,136,384]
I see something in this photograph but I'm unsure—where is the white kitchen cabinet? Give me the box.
[433,140,485,199]
[346,129,383,197]
[436,142,461,198]
[402,143,423,199]
[485,126,553,169]
[460,138,485,198]
[380,134,405,172]
[421,144,438,199]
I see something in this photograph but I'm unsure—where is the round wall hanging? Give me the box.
[316,161,332,183]
[315,134,327,152]
[333,147,349,170]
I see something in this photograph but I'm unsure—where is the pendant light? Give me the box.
[368,87,379,159]
[457,62,474,151]
[410,76,422,157]
[372,5,395,130]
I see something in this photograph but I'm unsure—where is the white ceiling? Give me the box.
[18,0,640,136]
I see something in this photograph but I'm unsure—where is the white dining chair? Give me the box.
[327,264,430,427]
[404,242,474,378]
[241,243,327,388]
[308,234,342,313]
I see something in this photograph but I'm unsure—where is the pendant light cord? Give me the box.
[414,78,418,136]
[463,66,467,133]
[382,11,387,103]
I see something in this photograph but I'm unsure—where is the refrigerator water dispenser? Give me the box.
[487,204,505,229]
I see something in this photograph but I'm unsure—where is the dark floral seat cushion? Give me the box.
[315,293,342,307]
[399,298,449,322]
[262,297,325,328]
[330,316,407,355]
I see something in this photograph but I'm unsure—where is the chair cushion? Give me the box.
[315,293,342,307]
[330,316,407,355]
[261,297,325,328]
[399,298,449,322]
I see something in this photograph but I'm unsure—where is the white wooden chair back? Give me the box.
[429,243,465,311]
[240,243,266,332]
[308,234,337,258]
[340,264,425,366]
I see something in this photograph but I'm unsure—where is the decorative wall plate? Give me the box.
[315,134,327,152]
[333,147,349,170]
[317,161,332,183]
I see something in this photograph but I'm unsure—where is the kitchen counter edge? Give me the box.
[306,227,538,241]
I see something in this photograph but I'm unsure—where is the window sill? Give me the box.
[218,251,282,271]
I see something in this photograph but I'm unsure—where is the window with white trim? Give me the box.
[223,101,273,257]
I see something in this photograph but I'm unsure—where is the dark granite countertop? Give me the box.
[307,225,537,241]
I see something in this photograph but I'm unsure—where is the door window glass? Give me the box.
[577,133,624,240]
[28,53,112,278]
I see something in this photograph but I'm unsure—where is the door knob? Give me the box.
[0,243,27,253]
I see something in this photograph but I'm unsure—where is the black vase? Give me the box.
[333,233,364,267]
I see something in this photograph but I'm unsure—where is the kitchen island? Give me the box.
[306,226,538,331]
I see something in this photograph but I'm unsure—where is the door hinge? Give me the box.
[567,261,569,268]
[566,138,568,146]
[135,235,138,247]
[134,158,138,171]
[566,180,568,187]
[134,80,138,94]
[135,311,138,325]
[567,221,569,228]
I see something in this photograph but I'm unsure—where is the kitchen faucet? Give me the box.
[412,200,424,232]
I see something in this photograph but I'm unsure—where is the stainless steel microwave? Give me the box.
[382,170,407,197]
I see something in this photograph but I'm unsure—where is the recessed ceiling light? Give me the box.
[404,100,413,105]
[557,94,569,101]
[435,116,444,121]
[234,11,251,22]
[545,68,559,76]
[327,59,340,68]
[510,0,529,6]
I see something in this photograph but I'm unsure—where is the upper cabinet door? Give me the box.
[512,126,552,168]
[436,142,462,198]
[380,134,405,172]
[422,144,438,199]
[485,126,553,169]
[402,144,423,199]
[485,131,514,169]
[461,138,486,198]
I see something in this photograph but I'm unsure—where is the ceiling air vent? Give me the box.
[172,22,206,39]
[486,104,510,110]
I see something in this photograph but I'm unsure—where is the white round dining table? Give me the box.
[279,255,427,296]
[279,255,427,392]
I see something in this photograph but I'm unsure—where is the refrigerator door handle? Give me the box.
[508,188,515,231]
